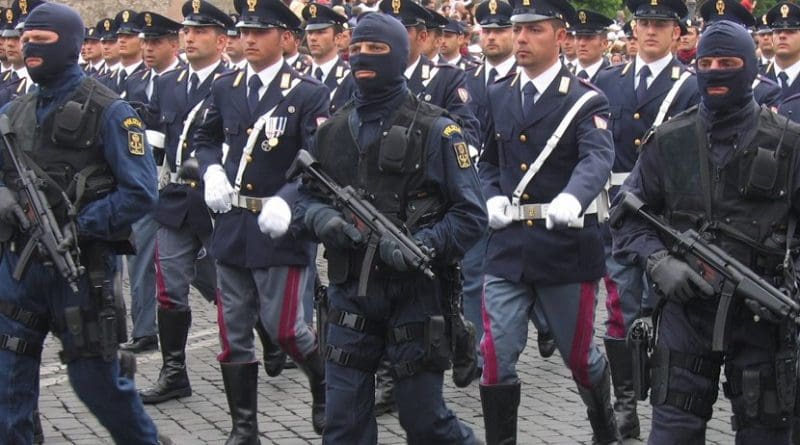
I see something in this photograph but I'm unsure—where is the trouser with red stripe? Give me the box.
[154,225,217,312]
[215,262,316,363]
[480,275,607,388]
[603,247,659,340]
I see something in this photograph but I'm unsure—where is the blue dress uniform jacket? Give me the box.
[407,55,481,148]
[478,67,614,285]
[754,73,781,107]
[149,62,229,235]
[587,59,611,83]
[0,75,32,107]
[193,62,330,269]
[594,58,699,174]
[100,61,146,95]
[321,56,355,115]
[123,62,186,104]
[464,61,516,129]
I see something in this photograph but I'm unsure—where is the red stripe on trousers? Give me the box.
[153,240,173,309]
[479,283,499,384]
[603,274,626,338]
[216,289,231,362]
[278,267,304,362]
[569,282,597,387]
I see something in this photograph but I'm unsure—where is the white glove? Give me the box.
[545,193,582,230]
[258,197,292,238]
[486,195,513,230]
[203,164,234,213]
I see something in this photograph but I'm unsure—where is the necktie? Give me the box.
[147,74,159,100]
[636,65,651,104]
[487,67,498,85]
[118,69,128,87]
[188,73,199,99]
[779,72,790,91]
[569,62,576,74]
[522,81,537,120]
[248,75,262,113]
[577,70,589,80]
[314,67,324,81]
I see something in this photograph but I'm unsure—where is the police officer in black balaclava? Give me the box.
[612,19,800,443]
[296,11,487,444]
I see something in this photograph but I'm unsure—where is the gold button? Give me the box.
[526,220,534,227]
[633,113,640,120]
[246,183,253,191]
[188,181,197,188]
[183,141,188,149]
[519,134,527,142]
[246,128,253,135]
[522,193,530,200]
[520,163,528,172]
[634,138,641,146]
[246,155,253,163]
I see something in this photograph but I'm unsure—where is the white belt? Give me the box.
[503,199,599,228]
[231,193,269,213]
[609,172,630,187]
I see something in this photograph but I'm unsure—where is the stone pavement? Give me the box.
[37,280,737,444]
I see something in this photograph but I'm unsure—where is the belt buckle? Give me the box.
[526,205,538,220]
[244,197,260,213]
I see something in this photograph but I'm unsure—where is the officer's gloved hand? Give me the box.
[0,186,29,230]
[486,196,512,230]
[203,164,234,213]
[378,237,435,273]
[646,250,715,303]
[545,193,581,230]
[304,203,363,250]
[258,197,292,238]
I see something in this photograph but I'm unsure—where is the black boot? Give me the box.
[374,358,396,416]
[577,367,622,445]
[221,362,260,445]
[254,320,286,377]
[139,309,192,404]
[480,381,520,445]
[297,349,326,434]
[604,338,640,439]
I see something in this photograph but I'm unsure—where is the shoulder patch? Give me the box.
[457,87,470,103]
[443,124,462,137]
[453,141,471,169]
[122,116,143,130]
[593,115,608,130]
[128,130,145,156]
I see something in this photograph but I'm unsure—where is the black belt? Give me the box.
[0,301,49,333]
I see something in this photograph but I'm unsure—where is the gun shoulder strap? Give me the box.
[510,90,599,206]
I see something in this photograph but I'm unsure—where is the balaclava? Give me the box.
[695,20,756,115]
[22,3,84,87]
[349,13,409,101]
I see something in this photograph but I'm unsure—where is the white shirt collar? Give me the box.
[486,56,516,84]
[189,60,222,85]
[90,60,106,71]
[121,60,141,76]
[14,67,28,81]
[578,58,604,81]
[775,59,800,87]
[154,58,181,76]
[442,54,461,65]
[234,59,247,70]
[285,53,300,65]
[108,62,121,73]
[312,56,339,81]
[635,53,672,85]
[519,60,562,100]
[405,56,421,80]
[247,58,284,95]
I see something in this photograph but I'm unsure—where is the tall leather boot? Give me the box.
[374,358,396,416]
[480,381,520,445]
[604,338,640,439]
[254,320,287,377]
[221,362,260,445]
[139,309,192,404]
[297,349,326,434]
[577,367,622,445]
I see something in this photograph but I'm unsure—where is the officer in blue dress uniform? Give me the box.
[124,12,185,106]
[0,3,167,443]
[193,0,330,439]
[302,3,356,115]
[94,17,119,78]
[101,10,146,95]
[478,0,617,442]
[765,2,800,101]
[0,0,44,107]
[295,13,485,444]
[699,0,782,108]
[572,10,612,83]
[755,13,775,75]
[136,0,234,405]
[612,20,800,444]
[82,26,106,77]
[593,0,700,437]
[440,19,480,70]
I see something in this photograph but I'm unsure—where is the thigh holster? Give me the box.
[725,365,795,430]
[324,308,384,374]
[386,315,451,380]
[650,346,722,421]
[0,301,48,358]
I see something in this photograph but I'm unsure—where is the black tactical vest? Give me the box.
[653,104,799,275]
[1,77,117,224]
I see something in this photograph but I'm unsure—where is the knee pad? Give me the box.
[650,346,722,421]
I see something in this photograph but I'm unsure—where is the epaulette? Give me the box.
[576,77,603,94]
[757,73,778,86]
[176,69,187,82]
[496,70,518,85]
[620,62,632,76]
[470,64,483,77]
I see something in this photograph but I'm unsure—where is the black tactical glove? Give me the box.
[304,203,363,250]
[0,186,29,230]
[646,250,714,303]
[378,237,435,273]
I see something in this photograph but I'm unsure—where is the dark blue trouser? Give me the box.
[650,299,792,444]
[0,249,158,444]
[324,277,476,445]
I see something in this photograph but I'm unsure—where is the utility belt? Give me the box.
[230,193,270,213]
[503,199,600,228]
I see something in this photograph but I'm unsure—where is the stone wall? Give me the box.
[51,0,236,25]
